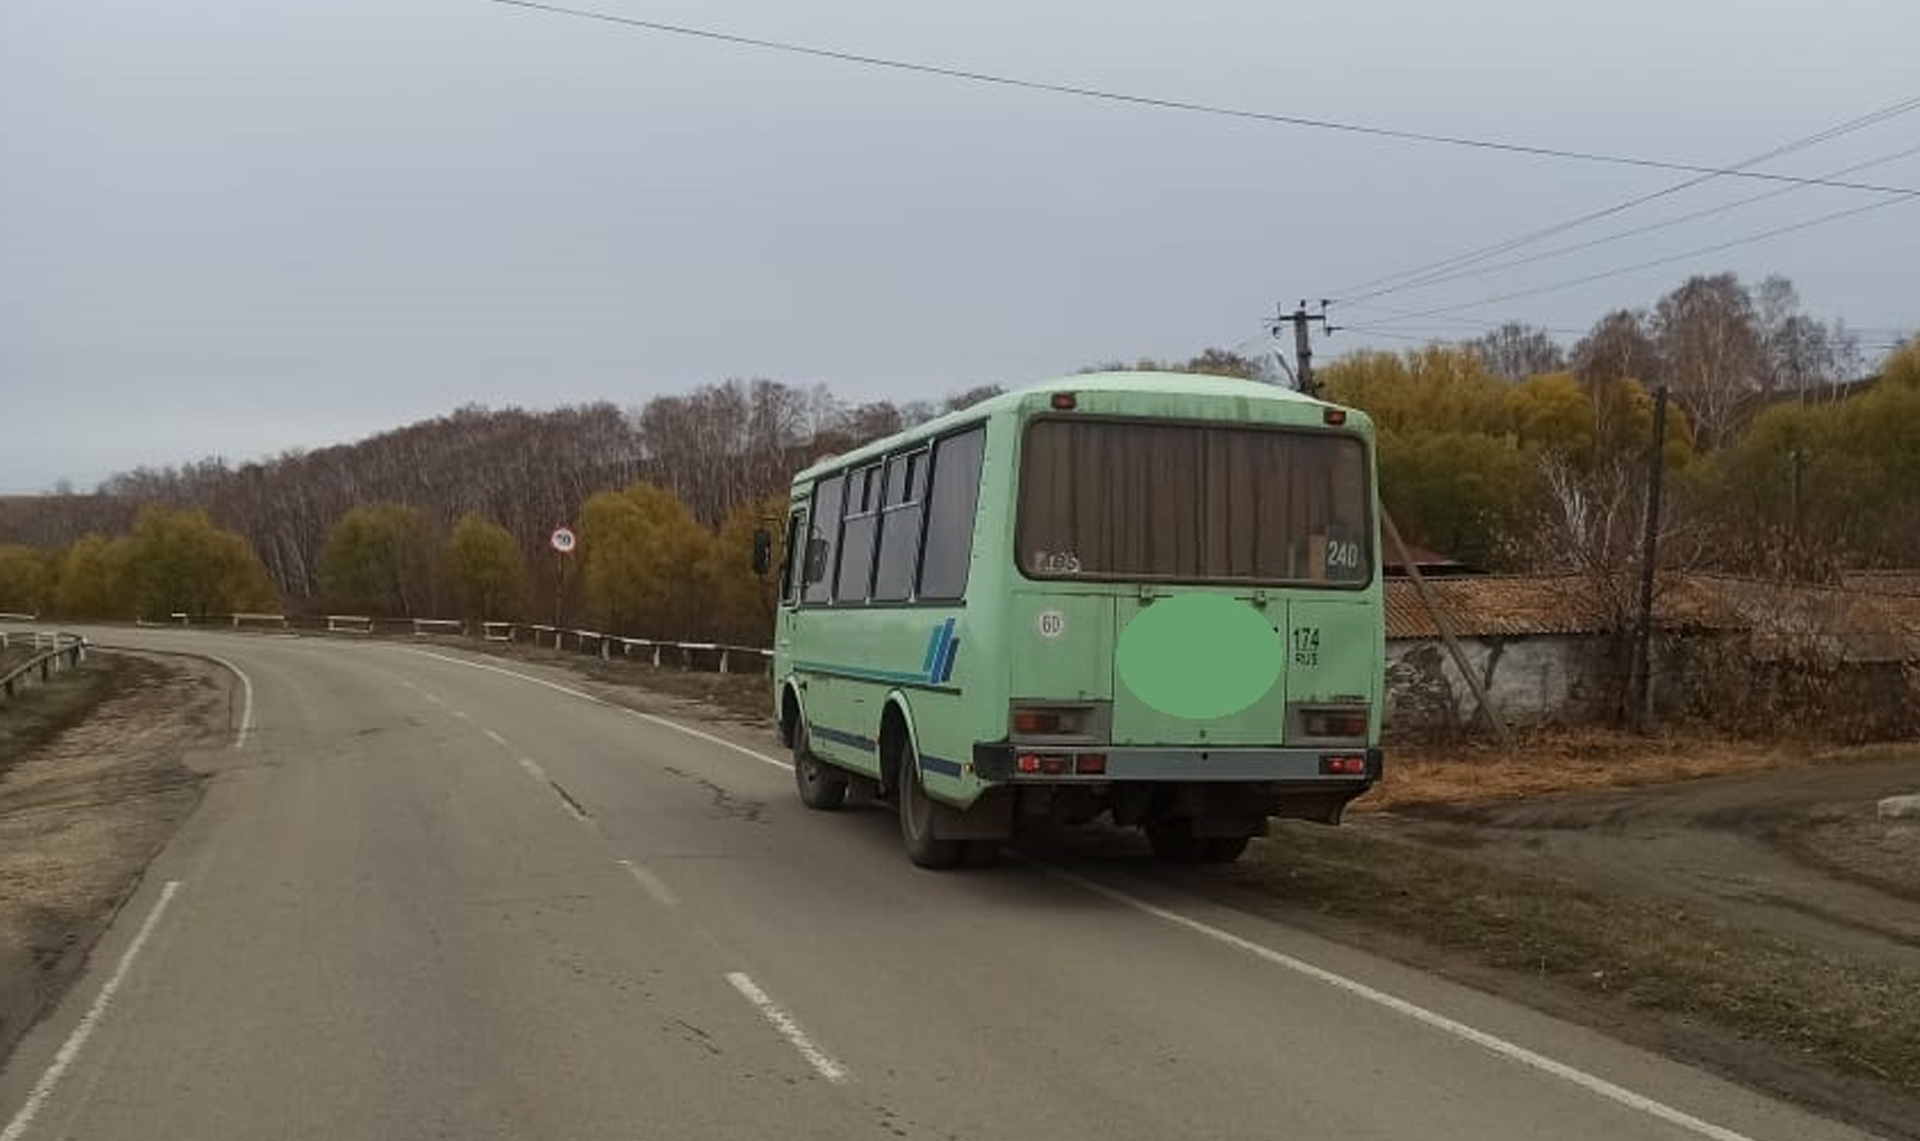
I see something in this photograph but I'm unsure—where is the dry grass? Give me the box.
[0,656,215,1059]
[0,659,118,778]
[1358,727,1878,812]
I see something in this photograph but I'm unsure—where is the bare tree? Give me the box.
[1526,448,1708,720]
[1572,309,1662,388]
[943,384,1004,413]
[1467,322,1567,380]
[1652,273,1763,448]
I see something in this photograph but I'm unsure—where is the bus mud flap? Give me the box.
[931,787,1015,841]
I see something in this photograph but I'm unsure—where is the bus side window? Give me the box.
[918,427,987,602]
[872,448,928,603]
[836,463,884,604]
[781,508,806,604]
[802,474,845,606]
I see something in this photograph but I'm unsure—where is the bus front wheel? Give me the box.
[793,722,849,811]
[899,746,964,869]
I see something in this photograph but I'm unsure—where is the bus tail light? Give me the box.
[1013,708,1061,735]
[1011,704,1097,738]
[1302,709,1368,738]
[1320,755,1367,775]
[1014,752,1093,777]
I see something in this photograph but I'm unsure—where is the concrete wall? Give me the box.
[1384,635,1614,731]
[1385,629,1919,736]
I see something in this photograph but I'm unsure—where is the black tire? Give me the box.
[1202,834,1252,863]
[792,721,849,811]
[1145,820,1208,862]
[898,744,964,869]
[963,840,1003,868]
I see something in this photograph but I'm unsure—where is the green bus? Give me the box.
[764,371,1384,868]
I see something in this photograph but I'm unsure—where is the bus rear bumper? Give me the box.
[971,743,1383,785]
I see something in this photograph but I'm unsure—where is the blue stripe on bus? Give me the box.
[812,726,964,777]
[810,724,875,753]
[920,624,945,675]
[794,660,942,687]
[919,754,964,777]
[934,637,961,684]
[923,618,955,683]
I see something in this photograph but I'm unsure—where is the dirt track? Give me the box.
[1378,749,1920,971]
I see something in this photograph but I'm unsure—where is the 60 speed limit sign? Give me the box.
[549,527,577,554]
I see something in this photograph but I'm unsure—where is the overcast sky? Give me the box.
[2,0,1915,493]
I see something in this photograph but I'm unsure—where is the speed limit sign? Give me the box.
[550,527,577,554]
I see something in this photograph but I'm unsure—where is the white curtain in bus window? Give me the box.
[1019,420,1370,583]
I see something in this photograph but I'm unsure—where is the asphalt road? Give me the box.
[0,630,1886,1141]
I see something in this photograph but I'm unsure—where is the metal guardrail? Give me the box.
[0,630,90,705]
[133,613,774,675]
[520,624,770,674]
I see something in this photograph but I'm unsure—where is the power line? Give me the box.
[1369,191,1919,321]
[1339,303,1586,336]
[1348,141,1920,300]
[477,0,1919,196]
[1333,93,1920,302]
[1344,330,1462,345]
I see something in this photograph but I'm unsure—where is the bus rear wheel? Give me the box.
[899,746,964,869]
[793,722,849,811]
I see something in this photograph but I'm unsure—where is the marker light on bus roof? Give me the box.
[1050,392,1077,411]
[1324,408,1347,426]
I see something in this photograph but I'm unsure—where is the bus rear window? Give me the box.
[1017,419,1371,585]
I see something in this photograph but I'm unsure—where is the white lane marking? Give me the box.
[449,710,472,722]
[1,881,183,1141]
[202,655,253,750]
[516,758,590,824]
[549,782,591,824]
[725,972,849,1085]
[617,859,680,908]
[422,692,446,708]
[482,728,510,748]
[397,648,607,705]
[1039,865,1759,1141]
[396,647,789,772]
[614,707,791,772]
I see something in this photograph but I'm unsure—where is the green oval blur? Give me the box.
[1116,594,1282,719]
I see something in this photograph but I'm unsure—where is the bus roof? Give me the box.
[792,370,1355,485]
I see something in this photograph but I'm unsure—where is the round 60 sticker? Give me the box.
[1036,609,1066,639]
[550,527,577,554]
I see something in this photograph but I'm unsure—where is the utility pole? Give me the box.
[1271,296,1511,745]
[1272,300,1337,396]
[1629,386,1669,732]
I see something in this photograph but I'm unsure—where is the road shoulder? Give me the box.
[0,653,229,1067]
